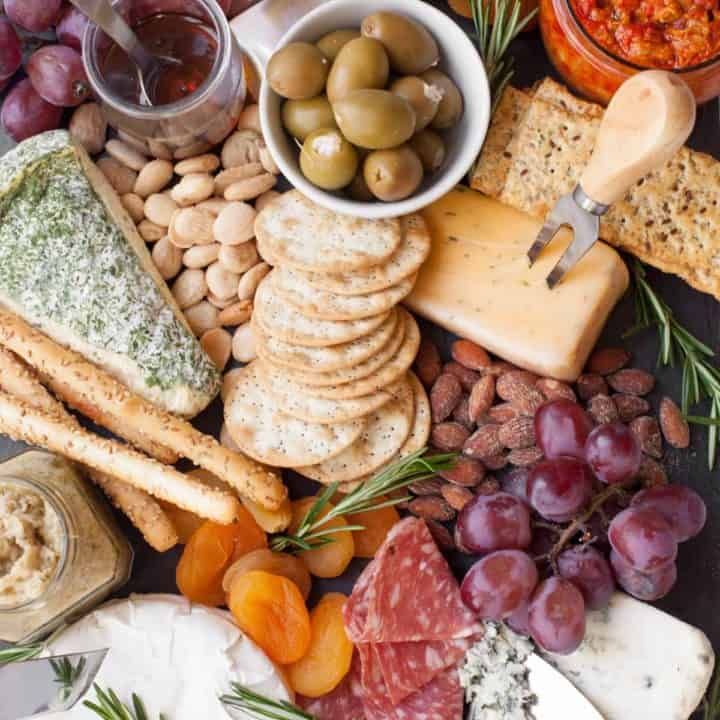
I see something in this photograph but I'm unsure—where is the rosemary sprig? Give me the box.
[471,0,538,110]
[50,655,86,703]
[220,683,315,720]
[0,624,68,666]
[83,684,167,720]
[270,448,456,553]
[625,260,720,469]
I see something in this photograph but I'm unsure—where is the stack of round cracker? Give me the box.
[224,191,432,488]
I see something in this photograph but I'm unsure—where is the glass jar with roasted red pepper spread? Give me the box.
[540,0,720,103]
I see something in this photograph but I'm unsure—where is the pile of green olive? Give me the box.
[267,11,463,202]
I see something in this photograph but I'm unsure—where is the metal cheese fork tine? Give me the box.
[528,70,696,288]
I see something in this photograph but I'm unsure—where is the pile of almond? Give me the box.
[407,336,690,549]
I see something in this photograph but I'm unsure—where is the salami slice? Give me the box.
[297,652,366,720]
[343,555,379,643]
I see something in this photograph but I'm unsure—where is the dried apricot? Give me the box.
[347,500,400,558]
[223,548,312,600]
[176,507,267,606]
[287,593,353,697]
[290,497,355,578]
[228,570,311,664]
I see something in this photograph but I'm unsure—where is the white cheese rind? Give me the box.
[40,594,290,720]
[542,593,715,720]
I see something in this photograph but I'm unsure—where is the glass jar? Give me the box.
[0,451,133,644]
[539,0,720,105]
[83,0,246,159]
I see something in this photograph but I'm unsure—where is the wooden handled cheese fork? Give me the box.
[527,70,696,288]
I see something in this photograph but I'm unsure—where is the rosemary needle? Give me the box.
[84,684,168,720]
[221,684,315,720]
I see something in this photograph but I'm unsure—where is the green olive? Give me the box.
[332,89,416,150]
[421,69,463,129]
[316,29,361,61]
[361,12,439,75]
[326,37,389,103]
[300,128,359,190]
[267,42,329,100]
[346,171,375,202]
[282,96,337,141]
[390,76,441,131]
[363,145,424,202]
[409,129,446,173]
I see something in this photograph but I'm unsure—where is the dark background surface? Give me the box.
[1,0,719,712]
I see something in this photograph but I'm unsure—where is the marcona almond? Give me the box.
[237,103,261,133]
[218,300,253,326]
[232,322,256,363]
[452,339,491,371]
[587,347,631,376]
[576,373,609,401]
[97,157,137,195]
[409,496,455,522]
[608,368,655,396]
[468,375,495,421]
[219,242,260,274]
[222,129,262,168]
[172,268,208,309]
[443,361,479,392]
[151,237,183,280]
[105,138,147,171]
[175,153,220,175]
[463,424,503,460]
[221,368,243,403]
[207,262,241,300]
[213,202,257,245]
[658,396,690,449]
[439,456,485,487]
[536,378,576,402]
[147,139,173,160]
[220,423,241,451]
[587,394,619,425]
[629,416,663,458]
[118,130,149,154]
[183,243,221,269]
[174,140,212,160]
[430,373,462,422]
[120,193,145,223]
[259,145,280,174]
[171,173,215,206]
[134,159,174,197]
[201,328,232,370]
[144,193,178,227]
[207,291,236,309]
[431,422,470,452]
[173,207,215,245]
[184,301,219,336]
[498,416,535,449]
[224,173,277,201]
[255,190,281,213]
[196,198,230,215]
[441,483,474,511]
[215,163,264,194]
[414,339,442,387]
[137,219,165,242]
[237,262,271,301]
[168,211,194,249]
[69,102,106,155]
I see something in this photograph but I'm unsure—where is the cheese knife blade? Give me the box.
[0,649,108,719]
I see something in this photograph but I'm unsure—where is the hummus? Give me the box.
[0,482,64,608]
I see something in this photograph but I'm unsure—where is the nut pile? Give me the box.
[407,336,690,547]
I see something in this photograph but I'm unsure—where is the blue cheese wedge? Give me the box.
[0,131,219,416]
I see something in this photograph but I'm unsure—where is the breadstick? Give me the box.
[0,389,240,524]
[0,310,286,510]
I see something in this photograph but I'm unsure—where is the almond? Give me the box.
[452,395,474,430]
[629,416,663,458]
[636,456,668,488]
[498,416,535,449]
[576,373,609,401]
[414,338,442,387]
[607,368,655,396]
[463,424,503,460]
[408,496,455,522]
[587,347,631,376]
[425,519,455,551]
[536,378,576,403]
[496,371,544,416]
[438,456,485,487]
[451,339,491,371]
[484,360,517,376]
[441,483,474,511]
[431,422,471,452]
[468,375,495,422]
[430,373,463,422]
[587,394,620,425]
[476,476,501,495]
[488,402,520,424]
[409,477,444,496]
[443,361,480,392]
[482,453,509,470]
[658,397,690,449]
[613,393,651,422]
[507,446,543,466]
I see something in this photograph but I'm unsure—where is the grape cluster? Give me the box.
[459,399,706,655]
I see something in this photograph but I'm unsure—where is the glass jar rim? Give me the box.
[0,476,71,614]
[560,0,720,74]
[82,0,234,121]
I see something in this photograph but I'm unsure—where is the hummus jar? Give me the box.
[539,0,720,104]
[0,451,132,644]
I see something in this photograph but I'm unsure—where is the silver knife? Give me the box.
[527,70,695,288]
[0,649,108,719]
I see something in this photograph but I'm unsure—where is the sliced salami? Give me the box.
[343,554,379,643]
[297,652,366,720]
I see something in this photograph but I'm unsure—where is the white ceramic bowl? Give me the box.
[259,0,491,219]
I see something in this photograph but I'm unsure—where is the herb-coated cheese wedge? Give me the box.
[0,131,220,417]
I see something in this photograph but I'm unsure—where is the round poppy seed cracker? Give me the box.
[224,363,365,467]
[255,190,402,272]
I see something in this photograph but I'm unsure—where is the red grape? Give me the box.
[631,485,706,542]
[527,458,593,522]
[610,550,677,601]
[535,400,593,461]
[528,577,586,654]
[56,5,90,52]
[585,422,641,484]
[27,45,90,108]
[0,18,22,82]
[506,602,531,635]
[460,550,539,620]
[608,506,677,573]
[455,492,532,554]
[5,0,62,32]
[1,78,63,142]
[557,545,615,610]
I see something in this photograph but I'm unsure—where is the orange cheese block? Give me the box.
[405,188,629,381]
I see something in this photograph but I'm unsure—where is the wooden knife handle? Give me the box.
[580,70,696,207]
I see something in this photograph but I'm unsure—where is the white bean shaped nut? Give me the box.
[147,139,173,160]
[171,173,215,206]
[183,243,221,269]
[175,154,220,175]
[254,190,281,213]
[173,207,215,246]
[184,301,219,336]
[224,174,277,202]
[118,130,150,155]
[259,145,280,175]
[237,104,261,133]
[144,193,179,227]
[152,237,183,280]
[105,138,148,171]
[206,291,236,309]
[218,300,253,327]
[97,157,137,195]
[172,268,208,309]
[221,367,244,402]
[206,262,241,300]
[232,322,257,363]
[168,210,193,249]
[237,262,271,301]
[137,219,165,242]
[134,159,174,197]
[221,130,261,168]
[196,198,230,216]
[174,140,212,160]
[120,193,145,223]
[215,163,264,195]
[213,202,257,246]
[218,242,259,274]
[220,423,241,451]
[200,328,232,370]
